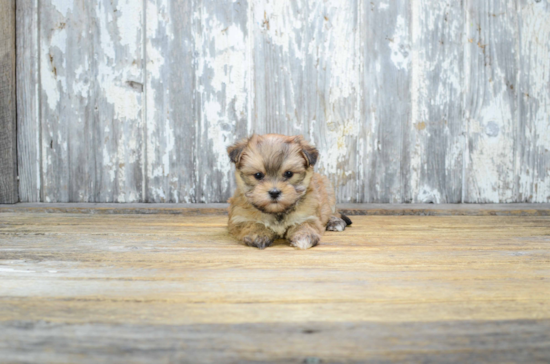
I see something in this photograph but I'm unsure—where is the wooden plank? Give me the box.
[0,0,17,204]
[0,213,549,361]
[1,320,549,363]
[517,0,550,203]
[410,0,464,203]
[463,0,520,203]
[251,0,304,137]
[40,0,144,202]
[1,203,550,216]
[194,0,251,203]
[303,0,362,203]
[251,0,362,202]
[361,0,411,203]
[16,0,40,202]
[145,0,196,203]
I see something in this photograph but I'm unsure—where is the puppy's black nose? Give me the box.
[268,189,282,200]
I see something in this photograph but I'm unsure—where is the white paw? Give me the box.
[291,238,312,249]
[326,217,346,232]
[290,233,320,250]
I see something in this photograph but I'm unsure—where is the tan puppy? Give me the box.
[227,134,352,249]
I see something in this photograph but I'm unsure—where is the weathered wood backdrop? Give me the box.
[1,0,17,204]
[16,0,550,203]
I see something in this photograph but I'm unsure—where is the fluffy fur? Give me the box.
[227,134,351,250]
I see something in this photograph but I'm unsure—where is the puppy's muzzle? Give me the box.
[268,189,282,200]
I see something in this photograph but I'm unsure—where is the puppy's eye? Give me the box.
[254,172,264,180]
[284,171,294,179]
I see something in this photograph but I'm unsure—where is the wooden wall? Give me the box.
[1,0,17,204]
[15,0,550,203]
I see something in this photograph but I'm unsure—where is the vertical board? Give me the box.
[40,0,144,202]
[410,0,464,203]
[90,0,144,202]
[39,0,72,202]
[0,0,17,204]
[195,0,251,202]
[361,0,411,203]
[463,0,519,203]
[16,0,40,202]
[303,0,362,202]
[146,0,196,203]
[251,0,306,136]
[517,0,550,203]
[252,0,363,202]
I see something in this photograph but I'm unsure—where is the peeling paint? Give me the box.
[389,15,410,71]
[19,0,550,203]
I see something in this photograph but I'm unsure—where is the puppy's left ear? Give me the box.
[227,137,249,165]
[295,136,319,167]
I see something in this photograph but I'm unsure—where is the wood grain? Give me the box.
[2,320,550,363]
[463,0,520,203]
[410,0,464,203]
[517,0,550,203]
[145,0,196,203]
[39,0,144,202]
[16,0,40,202]
[1,202,549,216]
[0,213,549,362]
[0,0,17,204]
[15,0,550,203]
[361,0,411,203]
[194,0,251,203]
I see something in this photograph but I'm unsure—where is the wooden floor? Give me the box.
[1,211,550,363]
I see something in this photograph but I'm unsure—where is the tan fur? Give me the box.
[227,134,350,249]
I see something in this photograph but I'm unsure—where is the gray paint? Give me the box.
[16,0,550,203]
[0,0,17,204]
[146,0,196,203]
[16,0,40,202]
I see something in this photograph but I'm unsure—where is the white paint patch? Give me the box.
[41,26,67,111]
[417,185,442,204]
[72,64,90,97]
[116,0,142,57]
[389,15,410,71]
[254,0,304,58]
[41,50,60,111]
[52,0,72,16]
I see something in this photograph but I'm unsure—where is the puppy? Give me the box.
[227,134,352,249]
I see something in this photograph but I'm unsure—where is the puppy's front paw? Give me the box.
[243,235,274,250]
[290,232,320,250]
[326,216,347,232]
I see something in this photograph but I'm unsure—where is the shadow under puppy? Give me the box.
[227,134,352,249]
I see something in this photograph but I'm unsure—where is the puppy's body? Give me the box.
[227,134,351,249]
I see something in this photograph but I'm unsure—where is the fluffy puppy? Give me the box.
[227,134,352,250]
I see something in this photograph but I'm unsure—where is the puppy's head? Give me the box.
[227,134,319,214]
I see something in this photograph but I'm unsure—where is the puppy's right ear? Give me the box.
[227,138,249,165]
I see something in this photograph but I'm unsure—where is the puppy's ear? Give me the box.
[294,135,319,167]
[227,137,250,165]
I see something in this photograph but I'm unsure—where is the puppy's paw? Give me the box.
[290,232,320,250]
[326,216,347,232]
[243,235,274,250]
